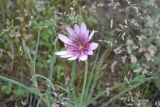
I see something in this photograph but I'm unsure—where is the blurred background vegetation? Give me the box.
[0,0,160,107]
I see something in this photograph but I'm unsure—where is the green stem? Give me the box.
[80,60,88,107]
[70,61,77,88]
[70,60,77,100]
[0,75,30,91]
[32,29,40,87]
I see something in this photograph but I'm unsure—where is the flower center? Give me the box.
[79,44,84,50]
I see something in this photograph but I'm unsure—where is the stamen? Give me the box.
[79,44,84,50]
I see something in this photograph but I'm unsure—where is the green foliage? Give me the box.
[1,82,28,97]
[57,65,64,80]
[1,82,13,95]
[16,87,28,97]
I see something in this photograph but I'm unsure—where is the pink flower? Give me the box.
[55,23,98,61]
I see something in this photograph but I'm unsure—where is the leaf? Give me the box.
[22,39,32,62]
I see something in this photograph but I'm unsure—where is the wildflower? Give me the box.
[55,23,98,61]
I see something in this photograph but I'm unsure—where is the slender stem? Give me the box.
[70,61,77,88]
[0,75,30,91]
[32,29,40,87]
[80,60,88,107]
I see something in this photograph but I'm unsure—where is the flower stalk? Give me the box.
[80,60,88,107]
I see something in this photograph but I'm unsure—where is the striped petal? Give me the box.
[66,27,75,37]
[86,30,89,37]
[58,34,72,44]
[68,55,78,60]
[60,53,73,58]
[79,54,88,61]
[55,51,67,56]
[90,42,98,50]
[87,50,93,55]
[81,23,87,35]
[74,24,80,34]
[89,30,96,40]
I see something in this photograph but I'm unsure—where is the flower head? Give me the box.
[55,22,98,61]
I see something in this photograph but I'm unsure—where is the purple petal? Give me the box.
[66,27,75,37]
[87,50,93,55]
[55,51,77,58]
[68,55,78,60]
[81,23,87,35]
[89,30,96,40]
[58,34,72,44]
[60,50,74,58]
[79,54,88,61]
[55,51,67,56]
[64,44,79,49]
[90,42,98,50]
[74,24,80,34]
[86,30,89,36]
[60,53,73,58]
